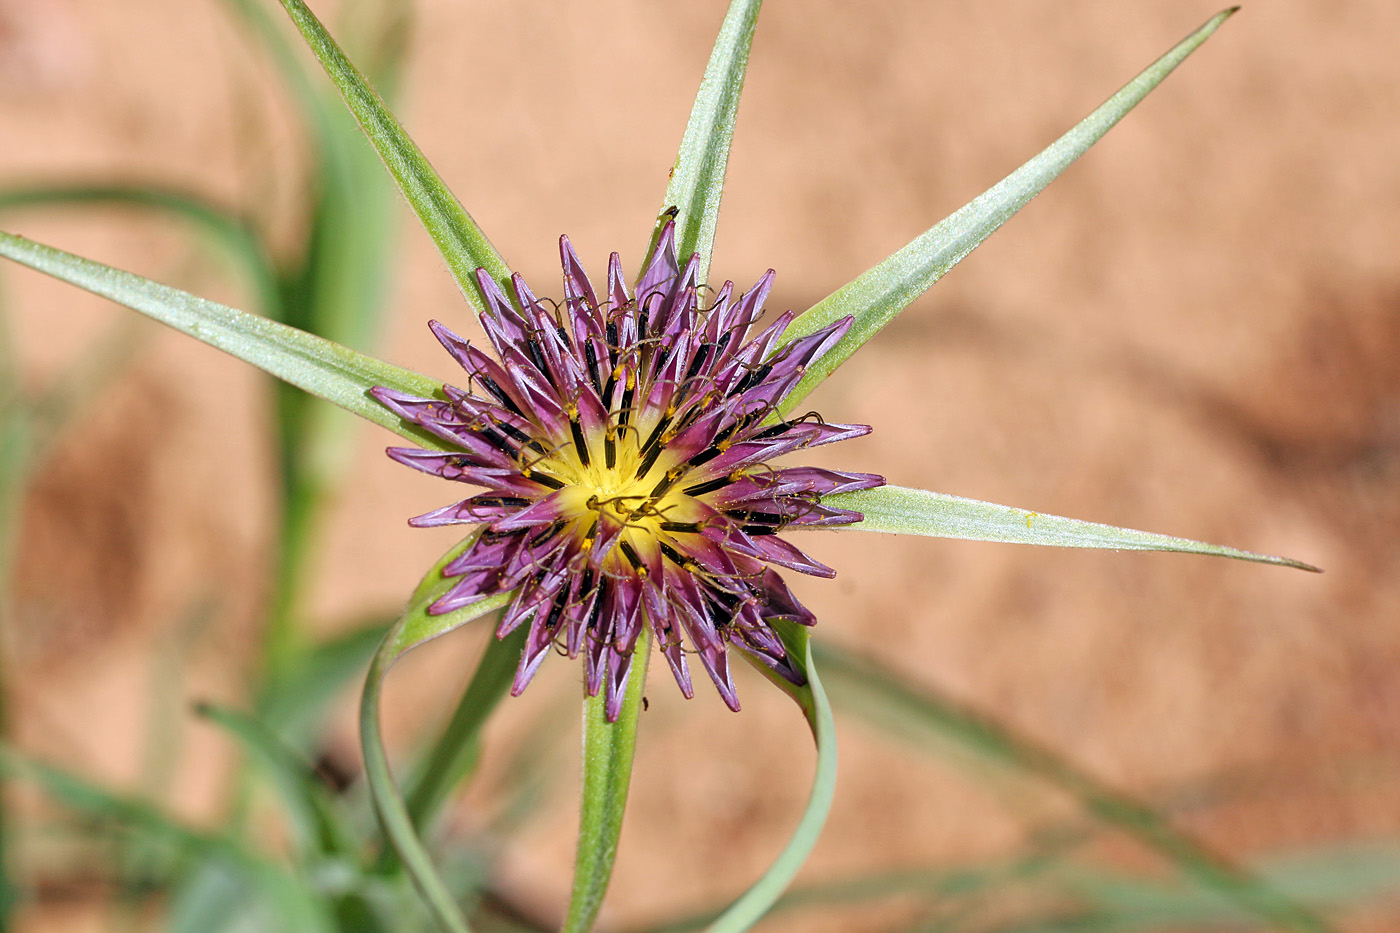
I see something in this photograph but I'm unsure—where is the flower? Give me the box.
[371,219,883,719]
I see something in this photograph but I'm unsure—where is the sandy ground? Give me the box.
[2,0,1399,929]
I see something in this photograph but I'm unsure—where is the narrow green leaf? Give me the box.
[361,533,514,933]
[0,746,335,931]
[828,484,1319,572]
[257,620,389,741]
[0,183,281,318]
[701,623,838,933]
[624,852,1070,933]
[222,0,342,164]
[166,858,272,933]
[0,230,448,449]
[562,635,650,933]
[812,644,1332,933]
[780,9,1239,410]
[1051,845,1400,931]
[405,625,529,833]
[274,0,511,312]
[650,0,763,284]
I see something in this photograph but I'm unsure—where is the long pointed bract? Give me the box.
[361,534,516,933]
[648,0,763,284]
[827,484,1319,571]
[0,231,447,450]
[275,0,511,313]
[779,8,1239,411]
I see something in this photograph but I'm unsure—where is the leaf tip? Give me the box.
[1265,554,1322,574]
[1213,6,1242,29]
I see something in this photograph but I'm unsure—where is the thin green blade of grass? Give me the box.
[625,849,1074,933]
[779,9,1239,411]
[0,183,280,318]
[225,0,416,688]
[484,689,575,841]
[257,619,390,741]
[649,0,762,285]
[274,0,510,314]
[811,644,1332,933]
[1024,845,1400,932]
[0,230,448,450]
[0,746,335,931]
[404,625,528,834]
[827,484,1318,572]
[197,703,358,861]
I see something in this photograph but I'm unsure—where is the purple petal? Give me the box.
[408,493,531,527]
[727,532,836,578]
[491,490,571,531]
[636,219,679,307]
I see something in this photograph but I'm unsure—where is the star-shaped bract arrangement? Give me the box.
[373,220,882,719]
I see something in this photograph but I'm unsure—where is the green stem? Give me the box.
[361,637,471,933]
[702,632,837,933]
[562,632,650,933]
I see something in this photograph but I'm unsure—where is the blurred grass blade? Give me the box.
[562,637,649,933]
[1253,845,1400,912]
[779,9,1238,411]
[828,484,1318,571]
[0,183,280,318]
[649,0,762,284]
[361,533,514,933]
[274,0,510,312]
[257,620,389,740]
[0,230,449,448]
[406,625,528,832]
[236,0,412,687]
[197,703,354,860]
[1031,845,1400,931]
[700,623,838,933]
[625,853,1069,933]
[223,0,342,165]
[0,746,336,931]
[811,644,1332,933]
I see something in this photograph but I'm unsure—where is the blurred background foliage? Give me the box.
[0,1,1398,931]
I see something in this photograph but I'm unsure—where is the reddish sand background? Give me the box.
[2,0,1399,930]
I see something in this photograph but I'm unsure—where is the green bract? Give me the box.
[0,3,1321,932]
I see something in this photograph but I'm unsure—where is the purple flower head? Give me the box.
[373,221,883,719]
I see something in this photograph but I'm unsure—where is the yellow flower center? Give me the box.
[529,419,701,573]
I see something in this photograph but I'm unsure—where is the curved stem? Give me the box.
[358,531,511,932]
[702,633,837,933]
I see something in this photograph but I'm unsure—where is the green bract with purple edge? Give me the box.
[0,2,1322,932]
